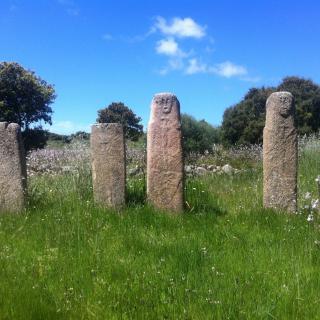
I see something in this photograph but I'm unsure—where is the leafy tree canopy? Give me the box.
[0,62,56,150]
[221,77,320,145]
[97,102,143,141]
[181,113,221,154]
[0,62,56,131]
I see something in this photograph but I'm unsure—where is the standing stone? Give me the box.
[0,122,26,213]
[263,92,297,212]
[147,93,184,213]
[91,123,126,209]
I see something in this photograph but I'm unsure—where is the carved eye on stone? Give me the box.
[154,98,162,105]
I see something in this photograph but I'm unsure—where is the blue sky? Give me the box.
[1,0,320,134]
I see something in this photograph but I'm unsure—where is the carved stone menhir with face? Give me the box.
[263,91,297,213]
[147,92,184,213]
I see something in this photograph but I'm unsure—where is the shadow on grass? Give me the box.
[126,176,226,217]
[185,178,226,217]
[27,173,225,218]
[126,177,146,207]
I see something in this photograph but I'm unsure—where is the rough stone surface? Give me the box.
[196,167,207,175]
[91,123,126,209]
[263,92,297,212]
[147,93,184,213]
[222,164,234,175]
[185,165,193,174]
[128,166,143,177]
[0,122,26,213]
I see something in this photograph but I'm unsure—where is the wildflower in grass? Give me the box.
[312,199,319,209]
[307,214,314,222]
[305,192,311,200]
[201,247,207,255]
[282,284,289,292]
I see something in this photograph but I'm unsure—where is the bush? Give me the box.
[22,128,49,151]
[181,114,221,154]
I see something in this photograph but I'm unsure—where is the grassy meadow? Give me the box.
[1,138,320,319]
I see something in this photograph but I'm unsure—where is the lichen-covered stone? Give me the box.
[263,92,297,212]
[0,122,26,213]
[91,123,126,209]
[147,93,184,213]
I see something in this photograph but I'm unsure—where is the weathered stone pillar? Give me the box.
[0,122,26,213]
[147,93,184,213]
[263,92,297,212]
[91,123,126,209]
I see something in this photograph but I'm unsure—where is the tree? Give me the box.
[221,87,273,145]
[0,62,56,150]
[97,102,143,141]
[0,62,56,130]
[181,114,221,154]
[221,77,320,145]
[278,77,320,135]
[23,128,49,151]
[70,131,90,140]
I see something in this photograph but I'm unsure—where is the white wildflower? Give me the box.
[305,192,312,200]
[307,214,314,222]
[311,199,319,209]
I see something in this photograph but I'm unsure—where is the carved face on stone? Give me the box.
[279,95,292,118]
[163,102,172,114]
[155,96,173,114]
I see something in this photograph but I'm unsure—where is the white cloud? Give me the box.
[155,17,206,39]
[185,58,207,75]
[156,38,186,57]
[213,61,247,78]
[156,38,179,56]
[184,59,248,79]
[150,17,252,80]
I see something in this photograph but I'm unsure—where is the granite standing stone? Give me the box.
[263,92,297,212]
[0,122,26,213]
[147,93,184,213]
[91,123,126,209]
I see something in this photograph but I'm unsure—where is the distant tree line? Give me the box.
[221,77,320,145]
[1,62,320,152]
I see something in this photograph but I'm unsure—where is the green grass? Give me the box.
[1,149,320,319]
